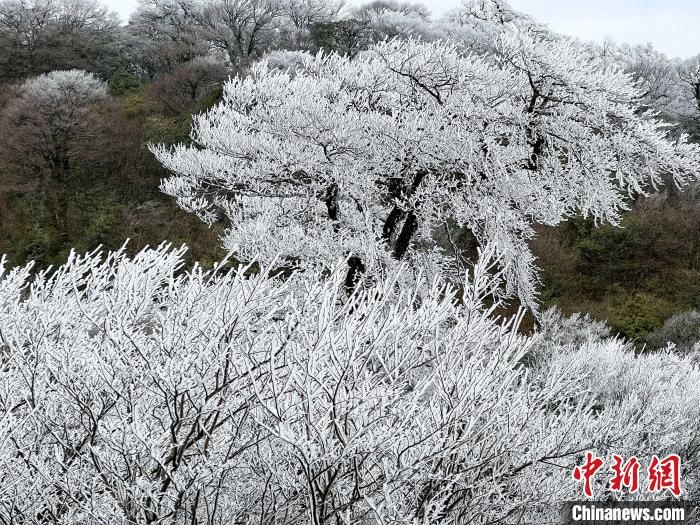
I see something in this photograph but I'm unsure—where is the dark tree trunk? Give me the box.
[324,183,339,221]
[345,255,365,295]
[321,182,365,295]
[392,212,418,260]
[382,206,406,243]
[382,169,427,260]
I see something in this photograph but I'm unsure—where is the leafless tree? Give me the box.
[0,0,121,83]
[354,0,430,22]
[124,0,209,78]
[279,0,344,49]
[147,58,227,114]
[195,0,284,70]
[0,69,107,234]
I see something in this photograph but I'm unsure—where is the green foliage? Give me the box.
[4,197,66,268]
[310,19,374,58]
[143,114,192,146]
[0,0,127,84]
[108,70,143,97]
[608,293,674,341]
[19,223,64,268]
[573,215,660,288]
[534,199,700,342]
[118,91,148,117]
[80,199,125,250]
[198,85,224,112]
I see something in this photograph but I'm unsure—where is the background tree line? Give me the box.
[3,0,700,343]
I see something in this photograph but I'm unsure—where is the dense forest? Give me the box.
[3,0,700,343]
[3,0,700,522]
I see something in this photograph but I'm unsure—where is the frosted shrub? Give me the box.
[646,309,700,353]
[532,338,700,500]
[263,49,316,74]
[538,306,611,347]
[2,246,699,523]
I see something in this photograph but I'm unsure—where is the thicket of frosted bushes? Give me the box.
[646,309,700,354]
[0,246,698,523]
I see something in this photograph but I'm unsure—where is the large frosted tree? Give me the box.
[153,1,700,308]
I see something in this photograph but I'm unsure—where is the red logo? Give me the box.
[573,452,605,497]
[610,454,640,493]
[648,454,681,497]
[573,453,681,498]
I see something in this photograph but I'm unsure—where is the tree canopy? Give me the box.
[2,245,699,522]
[154,20,700,309]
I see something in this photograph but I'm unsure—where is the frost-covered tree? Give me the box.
[354,0,430,21]
[591,41,678,114]
[1,69,107,182]
[2,245,700,523]
[124,0,208,78]
[442,0,542,55]
[676,55,700,122]
[153,13,700,308]
[0,69,107,234]
[194,0,284,70]
[280,0,345,49]
[353,0,434,42]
